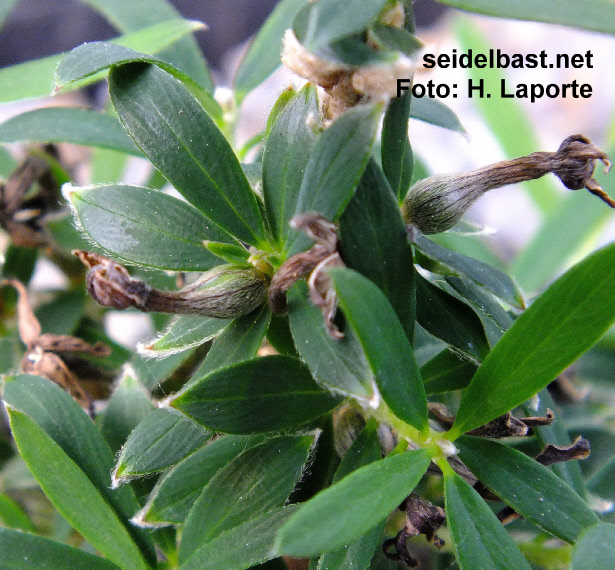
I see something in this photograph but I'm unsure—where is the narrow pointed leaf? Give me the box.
[457,436,598,543]
[7,410,149,570]
[0,493,35,532]
[409,97,466,136]
[288,282,375,401]
[571,523,615,569]
[287,103,381,254]
[180,505,301,570]
[0,528,121,569]
[339,159,415,339]
[169,356,341,434]
[444,471,531,569]
[114,408,213,484]
[263,84,320,245]
[451,242,615,438]
[275,449,431,557]
[179,434,316,562]
[68,184,230,270]
[109,62,267,246]
[421,349,477,395]
[330,268,427,430]
[0,108,140,155]
[234,0,309,99]
[138,434,266,526]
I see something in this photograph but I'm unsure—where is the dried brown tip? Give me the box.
[37,334,111,357]
[2,279,42,347]
[535,436,590,466]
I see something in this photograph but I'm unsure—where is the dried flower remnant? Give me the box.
[3,279,111,415]
[75,250,268,319]
[403,134,612,235]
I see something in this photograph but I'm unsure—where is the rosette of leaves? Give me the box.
[1,1,615,570]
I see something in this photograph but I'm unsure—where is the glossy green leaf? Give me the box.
[299,0,388,51]
[168,356,341,434]
[421,349,477,395]
[317,421,384,570]
[450,242,615,438]
[455,18,559,213]
[179,434,315,562]
[0,493,35,532]
[99,369,155,455]
[416,274,490,361]
[263,84,320,245]
[67,183,230,270]
[381,91,413,203]
[288,282,375,401]
[0,18,207,103]
[441,0,615,35]
[287,103,382,254]
[0,527,121,569]
[369,23,422,56]
[194,304,271,377]
[414,233,524,309]
[7,410,149,570]
[82,0,214,91]
[0,108,140,155]
[2,374,155,563]
[180,505,301,570]
[444,471,531,570]
[130,346,202,391]
[409,96,466,137]
[330,268,427,430]
[275,449,431,557]
[137,434,266,526]
[204,241,250,265]
[234,0,309,99]
[339,160,416,339]
[113,408,213,484]
[571,523,615,569]
[140,315,231,356]
[457,436,598,543]
[109,62,267,246]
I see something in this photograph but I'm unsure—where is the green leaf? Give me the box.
[2,374,155,563]
[454,18,559,213]
[369,23,423,56]
[381,91,413,203]
[7,410,149,570]
[299,0,389,51]
[288,281,375,401]
[35,288,85,336]
[109,62,267,246]
[180,505,301,570]
[0,527,121,569]
[0,493,35,532]
[416,274,490,361]
[0,18,207,103]
[444,471,531,570]
[99,369,155,455]
[137,434,266,526]
[139,315,231,356]
[330,268,428,431]
[204,241,250,265]
[441,0,615,35]
[234,0,309,99]
[168,356,342,434]
[421,349,477,395]
[263,84,320,245]
[67,183,230,270]
[456,436,598,543]
[339,159,416,340]
[194,305,271,377]
[287,103,382,254]
[414,233,524,309]
[82,0,214,91]
[409,96,466,137]
[317,421,384,570]
[179,434,316,562]
[0,108,140,155]
[275,449,431,557]
[113,408,213,485]
[449,242,615,438]
[571,523,615,569]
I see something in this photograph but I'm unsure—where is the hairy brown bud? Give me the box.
[75,250,268,319]
[402,134,612,235]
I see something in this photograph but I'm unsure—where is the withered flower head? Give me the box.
[75,250,268,319]
[403,134,612,235]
